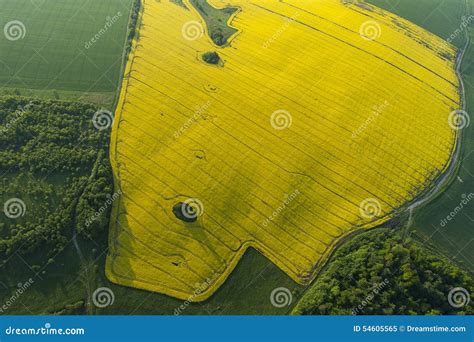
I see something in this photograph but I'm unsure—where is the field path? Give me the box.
[404,0,471,233]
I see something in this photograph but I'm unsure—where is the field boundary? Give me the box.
[186,0,243,48]
[104,0,464,302]
[105,0,144,292]
[112,0,142,111]
[291,0,472,311]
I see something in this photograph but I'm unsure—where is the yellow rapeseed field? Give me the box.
[106,0,460,301]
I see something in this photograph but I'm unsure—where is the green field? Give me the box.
[189,0,238,46]
[369,0,466,45]
[0,0,133,105]
[368,0,474,272]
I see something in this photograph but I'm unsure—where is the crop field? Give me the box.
[0,0,133,104]
[369,0,466,46]
[371,0,474,273]
[106,0,461,301]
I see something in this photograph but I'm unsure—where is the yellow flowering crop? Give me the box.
[106,0,460,301]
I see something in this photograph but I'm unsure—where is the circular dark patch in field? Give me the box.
[202,51,222,65]
[172,202,198,223]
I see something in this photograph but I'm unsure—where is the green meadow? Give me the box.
[0,0,133,105]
